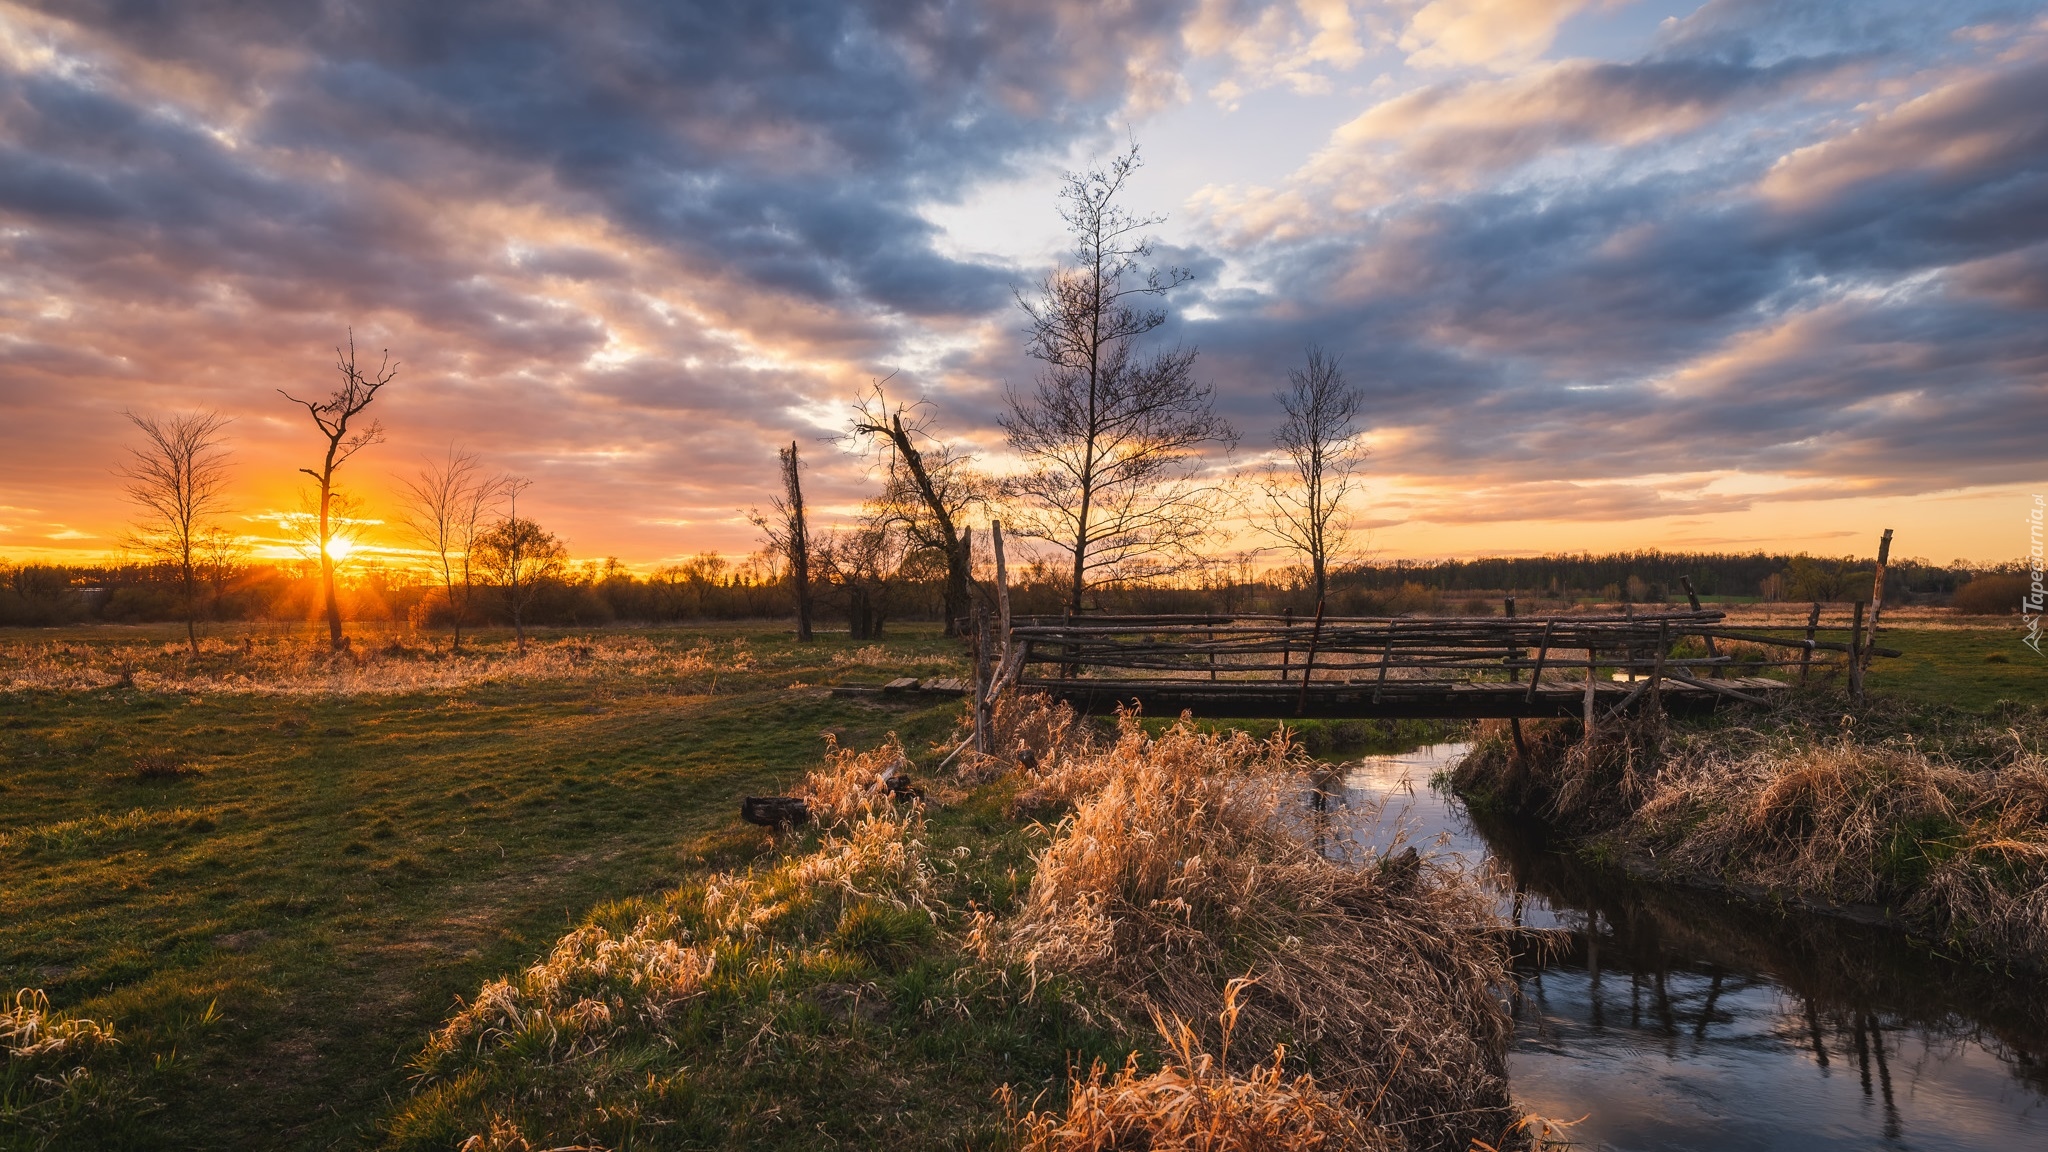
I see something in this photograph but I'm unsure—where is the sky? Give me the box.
[1,0,2044,572]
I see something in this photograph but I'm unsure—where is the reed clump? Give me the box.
[2,988,130,1140]
[1454,698,2048,968]
[1005,714,1518,1151]
[1007,979,1392,1152]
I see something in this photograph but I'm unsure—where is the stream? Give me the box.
[1336,742,2048,1152]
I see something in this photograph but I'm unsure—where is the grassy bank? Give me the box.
[0,624,968,1149]
[1453,690,2048,970]
[384,702,1530,1150]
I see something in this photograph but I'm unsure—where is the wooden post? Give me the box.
[1505,596,1520,683]
[1526,620,1553,703]
[974,605,994,753]
[1372,620,1395,705]
[1295,599,1327,716]
[1208,626,1217,681]
[1849,601,1866,703]
[1864,529,1892,672]
[1800,602,1821,685]
[1584,643,1598,738]
[990,520,1012,665]
[1650,620,1667,714]
[1281,606,1293,681]
[1680,575,1718,664]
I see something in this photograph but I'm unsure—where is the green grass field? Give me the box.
[0,624,970,1149]
[1865,626,2044,711]
[1,620,2037,1149]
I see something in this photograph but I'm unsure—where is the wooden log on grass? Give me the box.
[742,796,810,828]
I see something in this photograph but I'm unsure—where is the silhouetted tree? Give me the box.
[850,382,988,635]
[751,443,815,641]
[280,333,396,650]
[1255,346,1366,605]
[395,447,504,652]
[119,409,233,654]
[1003,143,1233,611]
[474,483,565,653]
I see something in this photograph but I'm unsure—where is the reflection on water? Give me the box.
[1335,742,2048,1152]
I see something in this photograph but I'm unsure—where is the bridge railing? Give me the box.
[995,608,1893,692]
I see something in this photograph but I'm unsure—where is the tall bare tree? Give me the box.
[395,447,504,652]
[750,443,815,641]
[474,479,565,653]
[119,410,234,654]
[280,333,397,650]
[1003,144,1233,611]
[1255,346,1367,605]
[850,382,987,635]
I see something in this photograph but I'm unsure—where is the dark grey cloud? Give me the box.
[1180,18,2048,511]
[18,0,1189,319]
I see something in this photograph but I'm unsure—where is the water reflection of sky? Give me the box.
[1337,743,2048,1152]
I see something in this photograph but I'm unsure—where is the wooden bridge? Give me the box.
[969,606,1895,729]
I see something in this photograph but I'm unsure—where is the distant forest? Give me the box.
[0,549,2011,632]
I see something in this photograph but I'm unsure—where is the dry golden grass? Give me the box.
[2,989,118,1062]
[1457,701,2048,967]
[830,643,957,668]
[416,801,933,1084]
[1007,979,1393,1152]
[801,732,916,822]
[0,633,753,696]
[1004,713,1518,1151]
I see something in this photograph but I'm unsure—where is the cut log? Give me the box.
[742,796,810,828]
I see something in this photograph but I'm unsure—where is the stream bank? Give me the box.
[1341,741,2048,1152]
[1448,697,2048,971]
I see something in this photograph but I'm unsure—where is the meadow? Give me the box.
[1,617,2038,1149]
[0,624,968,1149]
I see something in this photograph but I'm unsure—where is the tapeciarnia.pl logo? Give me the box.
[2027,493,2044,656]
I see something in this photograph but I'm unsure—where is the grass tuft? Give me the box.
[1007,979,1392,1152]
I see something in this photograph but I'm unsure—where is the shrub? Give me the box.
[1953,573,2031,615]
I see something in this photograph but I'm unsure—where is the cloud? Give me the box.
[0,0,1214,557]
[1178,10,2048,528]
[1,0,2042,567]
[1400,0,1598,72]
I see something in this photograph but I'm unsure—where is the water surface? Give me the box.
[1336,743,2048,1152]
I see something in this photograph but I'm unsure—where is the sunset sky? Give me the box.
[2,0,2043,571]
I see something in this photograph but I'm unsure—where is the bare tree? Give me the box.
[280,332,397,650]
[1003,144,1233,610]
[813,516,911,640]
[1003,148,1228,610]
[473,480,565,653]
[1255,346,1367,605]
[119,410,234,654]
[750,443,815,641]
[850,382,988,635]
[395,447,504,652]
[196,524,251,623]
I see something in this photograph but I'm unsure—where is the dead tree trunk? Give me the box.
[781,442,814,642]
